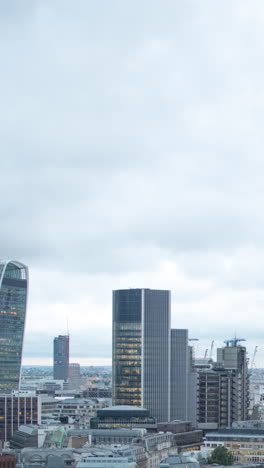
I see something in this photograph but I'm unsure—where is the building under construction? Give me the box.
[196,339,250,430]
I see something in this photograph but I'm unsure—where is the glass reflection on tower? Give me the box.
[112,289,142,406]
[0,260,28,394]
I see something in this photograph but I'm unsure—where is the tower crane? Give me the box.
[251,346,258,369]
[224,338,246,347]
[209,340,214,359]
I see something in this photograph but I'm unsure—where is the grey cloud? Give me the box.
[1,1,264,363]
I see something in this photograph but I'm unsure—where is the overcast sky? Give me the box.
[1,1,264,366]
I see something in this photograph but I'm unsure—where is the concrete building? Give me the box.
[197,341,249,430]
[53,335,70,382]
[112,289,171,422]
[54,398,105,425]
[69,364,81,390]
[0,260,28,394]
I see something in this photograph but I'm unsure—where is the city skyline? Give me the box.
[2,2,264,367]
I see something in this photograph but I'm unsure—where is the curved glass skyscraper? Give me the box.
[0,260,28,393]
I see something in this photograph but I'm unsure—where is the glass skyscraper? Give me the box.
[112,288,171,422]
[0,260,28,394]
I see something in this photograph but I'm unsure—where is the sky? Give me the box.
[1,1,264,366]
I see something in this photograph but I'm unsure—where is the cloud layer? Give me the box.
[1,1,264,365]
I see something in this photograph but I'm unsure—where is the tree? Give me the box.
[209,446,234,465]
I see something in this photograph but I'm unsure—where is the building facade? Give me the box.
[197,343,249,430]
[0,260,28,394]
[90,405,156,430]
[170,329,189,421]
[53,335,69,381]
[68,363,81,390]
[0,394,39,441]
[112,289,171,422]
[204,427,264,464]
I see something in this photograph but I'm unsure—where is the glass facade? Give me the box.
[112,289,171,422]
[112,289,142,406]
[0,261,28,394]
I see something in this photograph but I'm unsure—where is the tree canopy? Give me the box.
[209,446,234,465]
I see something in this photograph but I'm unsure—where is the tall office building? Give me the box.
[112,288,171,422]
[0,260,28,393]
[170,329,189,421]
[53,335,69,381]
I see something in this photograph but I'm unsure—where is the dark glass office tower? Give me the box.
[112,288,171,422]
[53,335,69,381]
[0,260,28,393]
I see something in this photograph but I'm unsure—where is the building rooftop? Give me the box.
[98,406,149,412]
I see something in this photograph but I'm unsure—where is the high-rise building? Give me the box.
[0,260,28,393]
[170,329,189,421]
[197,341,249,429]
[112,288,171,422]
[53,335,69,381]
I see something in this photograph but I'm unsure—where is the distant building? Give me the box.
[68,363,81,390]
[112,288,171,422]
[83,387,112,399]
[0,260,28,393]
[53,335,69,381]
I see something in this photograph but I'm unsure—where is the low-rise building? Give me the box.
[0,454,16,468]
[90,406,156,430]
[76,447,136,468]
[55,398,105,425]
[160,455,199,468]
[0,394,39,441]
[204,428,264,464]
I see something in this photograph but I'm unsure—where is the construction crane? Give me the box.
[209,340,214,359]
[224,338,246,347]
[251,346,258,369]
[204,349,208,359]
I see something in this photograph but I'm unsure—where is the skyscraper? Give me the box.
[53,335,69,381]
[170,329,189,421]
[0,260,28,394]
[112,288,171,422]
